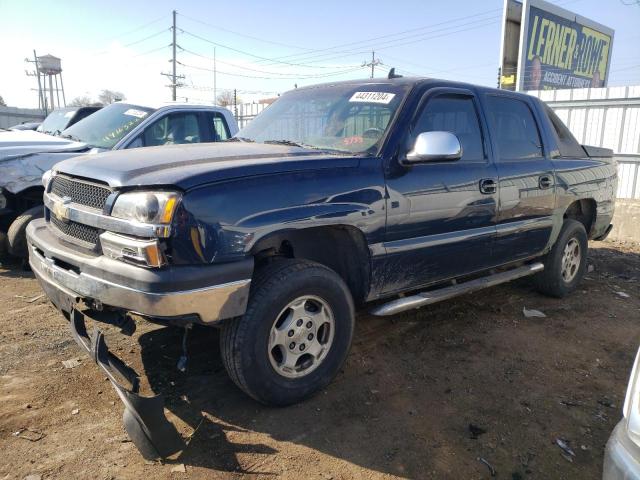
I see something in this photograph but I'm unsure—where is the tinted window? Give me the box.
[143,113,201,147]
[209,113,229,141]
[544,105,586,158]
[414,95,484,162]
[485,96,543,160]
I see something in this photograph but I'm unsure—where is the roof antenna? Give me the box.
[388,68,403,79]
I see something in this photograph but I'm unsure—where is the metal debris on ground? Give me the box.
[170,464,186,473]
[468,423,487,439]
[522,307,546,318]
[13,428,45,442]
[477,457,496,477]
[71,408,79,415]
[615,291,630,298]
[555,438,576,461]
[62,358,81,369]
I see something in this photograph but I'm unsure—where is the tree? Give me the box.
[98,89,126,105]
[0,95,6,107]
[216,90,240,107]
[68,96,96,107]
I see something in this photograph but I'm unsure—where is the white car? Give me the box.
[0,101,238,259]
[604,347,640,479]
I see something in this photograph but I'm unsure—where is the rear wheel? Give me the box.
[534,219,588,298]
[7,206,43,259]
[220,259,355,406]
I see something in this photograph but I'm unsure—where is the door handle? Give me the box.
[479,178,497,194]
[539,175,553,189]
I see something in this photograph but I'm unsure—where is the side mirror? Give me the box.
[404,131,462,164]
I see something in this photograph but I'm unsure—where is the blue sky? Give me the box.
[0,0,638,107]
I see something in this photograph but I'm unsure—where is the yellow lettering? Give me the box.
[543,21,556,64]
[565,29,577,70]
[536,19,549,57]
[527,16,539,60]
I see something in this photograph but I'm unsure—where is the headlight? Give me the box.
[624,347,640,446]
[111,191,180,224]
[42,169,54,189]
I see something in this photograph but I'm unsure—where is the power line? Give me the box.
[180,29,338,68]
[177,12,316,52]
[178,60,366,80]
[180,46,360,76]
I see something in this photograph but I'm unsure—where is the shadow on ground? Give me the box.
[131,244,640,478]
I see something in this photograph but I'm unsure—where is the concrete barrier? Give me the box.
[610,199,640,243]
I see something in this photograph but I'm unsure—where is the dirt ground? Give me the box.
[1,240,639,480]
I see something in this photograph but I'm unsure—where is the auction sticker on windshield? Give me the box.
[349,92,396,104]
[123,109,149,118]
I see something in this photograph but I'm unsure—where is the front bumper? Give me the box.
[26,219,252,323]
[604,420,640,480]
[69,308,184,459]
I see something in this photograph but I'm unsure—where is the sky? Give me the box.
[0,0,639,108]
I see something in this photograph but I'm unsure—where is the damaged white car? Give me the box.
[0,101,238,260]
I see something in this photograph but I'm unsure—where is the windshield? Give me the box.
[62,103,154,149]
[237,83,410,154]
[38,109,76,135]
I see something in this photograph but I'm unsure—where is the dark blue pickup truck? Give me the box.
[27,75,617,459]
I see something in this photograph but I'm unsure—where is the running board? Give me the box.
[370,262,544,317]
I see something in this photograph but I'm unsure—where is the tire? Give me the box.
[7,206,44,258]
[534,219,588,298]
[0,231,8,263]
[220,259,355,406]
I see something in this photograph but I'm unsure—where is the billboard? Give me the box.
[499,0,614,91]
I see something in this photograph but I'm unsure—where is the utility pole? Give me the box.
[233,88,238,120]
[172,10,177,101]
[161,10,184,101]
[213,47,217,105]
[362,51,381,79]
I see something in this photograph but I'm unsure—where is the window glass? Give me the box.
[211,113,229,141]
[143,113,201,147]
[238,84,410,153]
[485,96,543,160]
[413,95,484,162]
[544,105,586,158]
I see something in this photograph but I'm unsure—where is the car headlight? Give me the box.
[623,347,640,445]
[111,191,180,224]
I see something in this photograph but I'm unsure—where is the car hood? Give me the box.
[0,129,89,160]
[53,142,362,190]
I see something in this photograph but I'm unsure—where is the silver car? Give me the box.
[604,348,640,479]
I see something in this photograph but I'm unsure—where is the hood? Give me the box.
[0,129,89,160]
[53,142,361,190]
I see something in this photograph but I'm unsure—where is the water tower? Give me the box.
[26,52,66,113]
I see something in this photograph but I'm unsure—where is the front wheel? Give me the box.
[8,205,44,258]
[534,219,588,298]
[220,259,355,406]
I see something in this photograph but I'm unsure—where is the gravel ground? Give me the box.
[1,240,639,480]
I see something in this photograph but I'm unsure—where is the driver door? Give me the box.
[382,88,499,294]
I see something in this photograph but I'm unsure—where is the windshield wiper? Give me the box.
[263,139,307,148]
[264,139,351,155]
[227,136,254,142]
[60,133,84,143]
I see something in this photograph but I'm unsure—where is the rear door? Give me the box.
[382,87,499,294]
[482,94,556,264]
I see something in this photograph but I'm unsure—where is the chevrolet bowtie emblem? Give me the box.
[52,196,72,222]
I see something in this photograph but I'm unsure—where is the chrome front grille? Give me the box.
[50,175,111,211]
[50,215,100,247]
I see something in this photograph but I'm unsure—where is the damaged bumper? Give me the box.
[26,219,252,323]
[69,308,184,459]
[27,218,254,458]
